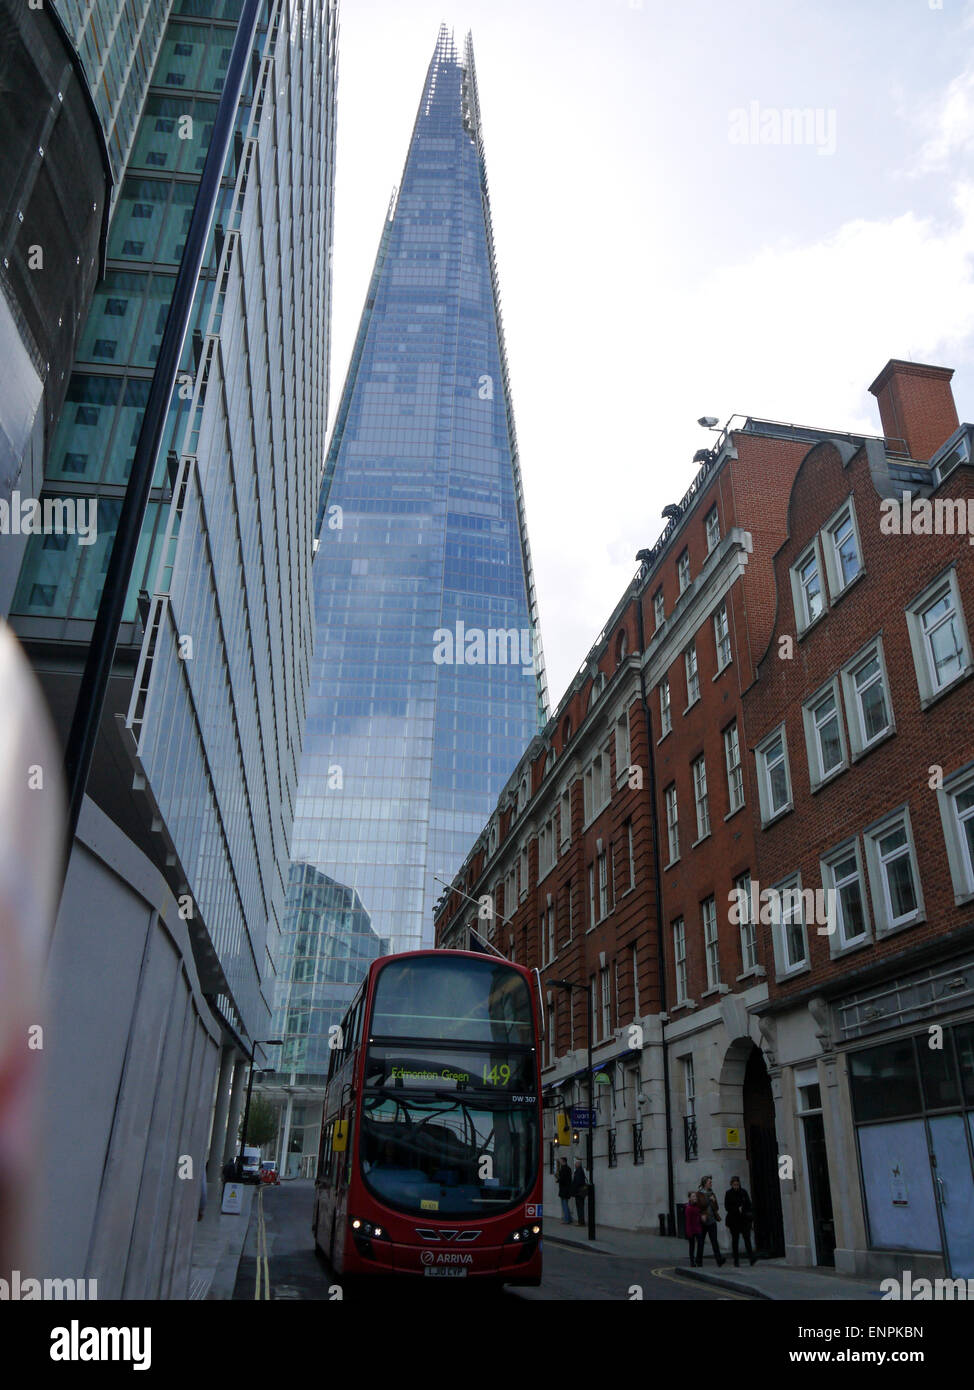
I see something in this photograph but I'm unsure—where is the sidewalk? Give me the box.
[187,1183,255,1300]
[544,1222,884,1300]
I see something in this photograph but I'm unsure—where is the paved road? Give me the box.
[232,1180,753,1302]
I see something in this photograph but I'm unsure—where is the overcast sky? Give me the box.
[328,0,974,711]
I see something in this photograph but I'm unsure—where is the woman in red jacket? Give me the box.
[684,1190,705,1266]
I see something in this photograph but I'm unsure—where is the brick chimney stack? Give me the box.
[868,359,959,462]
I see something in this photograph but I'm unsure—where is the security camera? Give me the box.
[697,416,719,428]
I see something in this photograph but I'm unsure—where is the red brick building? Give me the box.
[742,361,974,1282]
[436,404,828,1231]
[436,360,972,1264]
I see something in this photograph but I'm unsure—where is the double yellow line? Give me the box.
[254,1187,271,1300]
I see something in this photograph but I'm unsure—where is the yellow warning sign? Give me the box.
[726,1127,741,1146]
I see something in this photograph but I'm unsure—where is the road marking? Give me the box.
[649,1265,753,1300]
[254,1188,271,1300]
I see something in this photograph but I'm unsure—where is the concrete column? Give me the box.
[278,1093,294,1175]
[206,1043,236,1184]
[222,1056,248,1167]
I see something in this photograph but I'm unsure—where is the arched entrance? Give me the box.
[743,1044,785,1258]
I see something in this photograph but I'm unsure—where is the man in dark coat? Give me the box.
[571,1158,589,1226]
[557,1159,573,1224]
[724,1176,757,1265]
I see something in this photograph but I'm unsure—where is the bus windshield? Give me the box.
[361,956,539,1216]
[359,1092,538,1218]
[369,956,534,1045]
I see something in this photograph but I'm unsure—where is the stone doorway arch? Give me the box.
[719,1037,785,1258]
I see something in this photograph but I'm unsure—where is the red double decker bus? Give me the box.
[312,949,543,1287]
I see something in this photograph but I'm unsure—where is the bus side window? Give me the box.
[317,1121,331,1186]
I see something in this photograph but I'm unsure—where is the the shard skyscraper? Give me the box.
[267,28,547,1154]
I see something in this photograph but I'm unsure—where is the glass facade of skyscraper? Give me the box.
[11,0,337,1045]
[54,0,175,187]
[272,28,548,1087]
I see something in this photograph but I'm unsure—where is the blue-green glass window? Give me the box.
[108,178,169,262]
[77,273,144,365]
[46,376,123,482]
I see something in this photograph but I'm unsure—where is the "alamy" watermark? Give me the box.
[879,495,974,544]
[0,493,98,546]
[433,622,536,669]
[729,101,837,156]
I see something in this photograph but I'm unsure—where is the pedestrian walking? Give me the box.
[557,1158,573,1225]
[684,1190,704,1266]
[724,1176,757,1266]
[696,1175,725,1265]
[571,1157,589,1227]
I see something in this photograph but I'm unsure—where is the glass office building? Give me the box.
[10,0,338,1046]
[271,28,548,1098]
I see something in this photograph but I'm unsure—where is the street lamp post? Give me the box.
[551,977,595,1241]
[238,1038,283,1171]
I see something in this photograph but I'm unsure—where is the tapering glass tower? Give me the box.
[272,28,547,1106]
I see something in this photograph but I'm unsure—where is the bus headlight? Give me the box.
[349,1217,386,1239]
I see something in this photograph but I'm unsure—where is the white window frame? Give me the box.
[755,724,793,825]
[705,505,720,553]
[840,638,894,759]
[683,1054,695,1118]
[692,754,710,841]
[519,847,529,902]
[654,588,665,629]
[790,538,826,634]
[659,677,671,737]
[600,965,611,1039]
[588,863,596,929]
[632,942,640,1017]
[821,498,864,598]
[664,783,679,864]
[678,548,691,594]
[626,818,636,891]
[905,568,973,707]
[770,873,809,978]
[735,871,758,973]
[615,712,631,785]
[938,765,974,904]
[538,813,558,881]
[597,848,609,921]
[684,643,700,707]
[546,900,557,964]
[802,676,847,790]
[702,895,720,990]
[821,839,871,954]
[560,788,572,849]
[583,746,612,825]
[714,602,731,671]
[724,721,744,813]
[673,919,688,1004]
[862,807,924,935]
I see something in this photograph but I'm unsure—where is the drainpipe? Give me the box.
[635,582,676,1235]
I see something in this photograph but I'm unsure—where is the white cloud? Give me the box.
[913,58,974,172]
[531,186,974,707]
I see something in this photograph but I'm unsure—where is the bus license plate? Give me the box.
[423,1266,467,1278]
